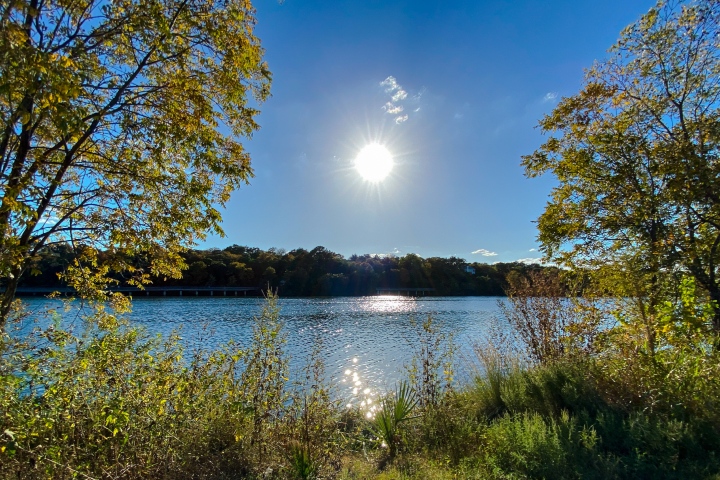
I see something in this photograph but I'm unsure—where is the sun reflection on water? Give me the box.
[334,297,426,416]
[340,359,379,419]
[356,295,419,314]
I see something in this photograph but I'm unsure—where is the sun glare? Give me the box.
[354,144,394,182]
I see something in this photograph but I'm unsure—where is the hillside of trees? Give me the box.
[20,244,554,296]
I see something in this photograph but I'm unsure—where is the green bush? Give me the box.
[480,411,599,479]
[1,316,249,478]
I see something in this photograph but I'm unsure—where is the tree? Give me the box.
[523,0,720,332]
[0,0,271,327]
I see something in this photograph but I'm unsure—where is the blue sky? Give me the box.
[203,0,653,263]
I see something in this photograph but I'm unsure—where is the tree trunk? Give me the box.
[0,270,21,331]
[710,288,720,336]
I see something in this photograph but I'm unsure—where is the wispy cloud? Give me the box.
[380,76,417,124]
[543,92,558,102]
[472,248,498,257]
[380,76,400,93]
[370,247,401,258]
[391,90,407,102]
[454,102,471,121]
[529,248,536,252]
[383,102,404,115]
[516,257,543,265]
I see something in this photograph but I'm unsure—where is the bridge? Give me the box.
[10,286,263,297]
[375,287,435,296]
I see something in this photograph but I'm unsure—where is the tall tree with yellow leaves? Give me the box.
[0,0,271,327]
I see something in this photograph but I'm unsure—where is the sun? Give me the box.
[354,144,394,182]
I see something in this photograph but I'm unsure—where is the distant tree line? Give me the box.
[19,244,558,296]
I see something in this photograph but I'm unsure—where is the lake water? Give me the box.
[16,296,507,409]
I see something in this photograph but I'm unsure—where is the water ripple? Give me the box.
[19,296,507,398]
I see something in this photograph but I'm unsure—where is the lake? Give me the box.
[16,296,507,409]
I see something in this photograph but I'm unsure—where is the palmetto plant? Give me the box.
[373,381,418,459]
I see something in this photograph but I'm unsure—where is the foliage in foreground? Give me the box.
[2,292,720,479]
[0,294,342,479]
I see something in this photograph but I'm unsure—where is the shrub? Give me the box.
[500,270,602,365]
[405,316,455,411]
[0,293,297,479]
[480,411,600,479]
[286,339,342,479]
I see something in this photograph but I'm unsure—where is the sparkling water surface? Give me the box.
[18,296,506,409]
